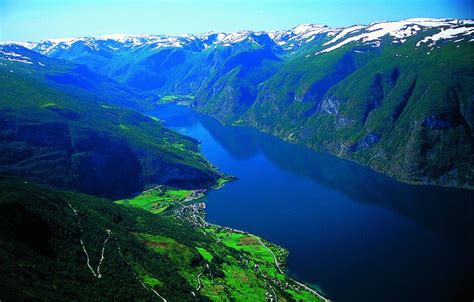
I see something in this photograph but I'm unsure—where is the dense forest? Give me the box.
[0,176,322,301]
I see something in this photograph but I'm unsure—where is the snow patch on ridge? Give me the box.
[0,49,33,64]
[323,25,365,46]
[416,26,474,47]
[317,18,473,54]
[268,24,338,50]
[2,18,473,56]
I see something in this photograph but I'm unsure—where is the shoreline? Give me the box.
[163,147,330,301]
[146,103,329,300]
[174,195,330,302]
[210,222,330,302]
[163,101,473,191]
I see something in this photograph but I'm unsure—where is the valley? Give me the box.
[6,18,473,188]
[0,15,473,302]
[149,103,473,302]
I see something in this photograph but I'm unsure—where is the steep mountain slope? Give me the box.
[11,19,472,97]
[0,44,151,110]
[194,47,283,122]
[0,176,323,302]
[0,45,221,198]
[195,19,474,188]
[0,176,206,301]
[6,18,474,188]
[9,31,282,94]
[238,29,474,187]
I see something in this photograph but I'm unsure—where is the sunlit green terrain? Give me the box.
[0,177,324,301]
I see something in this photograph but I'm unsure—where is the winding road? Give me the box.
[196,272,203,291]
[67,202,112,279]
[249,234,330,302]
[97,229,112,278]
[67,202,167,301]
[248,234,283,274]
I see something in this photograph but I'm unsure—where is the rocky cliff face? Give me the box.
[5,18,473,188]
[0,46,221,198]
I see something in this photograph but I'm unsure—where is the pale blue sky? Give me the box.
[1,0,473,41]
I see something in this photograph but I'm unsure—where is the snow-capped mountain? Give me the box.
[268,24,338,50]
[1,18,473,189]
[317,18,474,54]
[3,17,471,103]
[3,18,473,57]
[0,48,34,65]
[0,44,49,66]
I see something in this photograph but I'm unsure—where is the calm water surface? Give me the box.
[150,104,473,302]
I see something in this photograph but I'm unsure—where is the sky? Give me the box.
[1,0,473,41]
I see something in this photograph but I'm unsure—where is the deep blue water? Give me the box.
[150,104,473,302]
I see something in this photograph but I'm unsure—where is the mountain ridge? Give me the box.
[3,17,473,189]
[3,18,473,54]
[0,44,222,198]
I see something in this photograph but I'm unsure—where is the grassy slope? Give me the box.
[193,36,474,188]
[0,176,206,301]
[0,176,323,302]
[114,177,235,214]
[245,37,474,187]
[28,31,474,187]
[313,39,474,187]
[115,183,324,301]
[0,54,220,198]
[194,47,283,123]
[115,186,194,214]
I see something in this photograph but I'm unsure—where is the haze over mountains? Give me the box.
[1,14,474,302]
[2,18,474,188]
[7,18,473,53]
[0,44,222,199]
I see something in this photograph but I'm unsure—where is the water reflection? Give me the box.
[150,104,473,302]
[159,105,473,243]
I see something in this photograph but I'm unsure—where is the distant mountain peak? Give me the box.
[316,18,473,55]
[3,18,473,56]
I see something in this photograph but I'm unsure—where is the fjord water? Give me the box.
[150,104,473,302]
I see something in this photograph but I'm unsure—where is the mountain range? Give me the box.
[3,17,474,188]
[1,16,474,302]
[0,44,221,198]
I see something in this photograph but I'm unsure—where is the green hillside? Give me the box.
[239,38,474,188]
[0,48,221,198]
[186,36,474,188]
[21,22,473,189]
[0,176,324,302]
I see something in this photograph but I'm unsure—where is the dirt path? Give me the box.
[97,229,112,278]
[67,202,167,300]
[67,202,99,278]
[196,271,203,291]
[67,202,113,279]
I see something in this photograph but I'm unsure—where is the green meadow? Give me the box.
[115,187,194,213]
